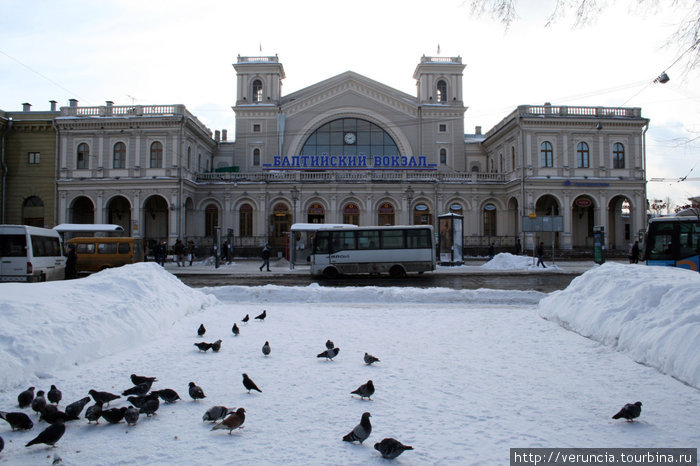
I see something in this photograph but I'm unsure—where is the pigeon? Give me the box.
[211,408,246,434]
[262,341,271,356]
[31,390,47,414]
[254,310,267,321]
[152,388,181,403]
[101,407,128,424]
[197,323,206,336]
[342,412,372,444]
[194,342,213,352]
[138,394,160,417]
[326,339,335,350]
[127,395,149,409]
[242,373,262,393]
[242,314,250,323]
[374,438,414,459]
[64,397,91,419]
[212,339,222,352]
[351,380,375,400]
[47,385,62,405]
[317,347,340,360]
[612,401,643,421]
[188,382,206,401]
[130,374,157,386]
[18,386,35,408]
[40,408,78,424]
[203,405,231,422]
[0,411,34,430]
[85,402,103,423]
[364,352,380,365]
[25,421,65,447]
[124,406,140,426]
[232,323,240,335]
[89,389,121,406]
[122,380,153,396]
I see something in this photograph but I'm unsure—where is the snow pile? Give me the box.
[0,262,216,391]
[481,252,560,270]
[538,262,700,388]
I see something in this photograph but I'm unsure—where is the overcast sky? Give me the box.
[1,0,698,206]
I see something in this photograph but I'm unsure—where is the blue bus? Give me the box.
[644,215,700,272]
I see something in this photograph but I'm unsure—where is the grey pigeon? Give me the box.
[0,411,34,430]
[25,422,65,447]
[197,323,206,336]
[127,395,149,409]
[89,389,120,406]
[232,323,240,335]
[64,396,91,419]
[254,310,266,321]
[342,412,372,443]
[317,347,340,360]
[262,341,271,356]
[40,407,77,424]
[364,352,380,365]
[100,407,128,424]
[130,374,157,386]
[242,373,262,393]
[47,385,62,405]
[242,314,249,323]
[612,401,642,421]
[203,405,231,422]
[194,342,212,352]
[188,382,206,401]
[211,408,246,434]
[351,380,375,400]
[326,339,335,349]
[138,394,160,416]
[85,402,103,423]
[152,388,181,403]
[374,438,414,459]
[212,339,222,352]
[122,380,153,396]
[31,390,47,414]
[18,386,35,408]
[124,406,140,426]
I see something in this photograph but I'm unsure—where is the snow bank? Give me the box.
[481,252,560,270]
[0,263,216,391]
[538,262,700,388]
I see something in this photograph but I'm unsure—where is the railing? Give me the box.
[420,55,462,64]
[195,170,506,184]
[520,105,641,118]
[237,55,279,63]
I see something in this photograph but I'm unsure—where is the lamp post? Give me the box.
[405,186,414,225]
[290,186,300,270]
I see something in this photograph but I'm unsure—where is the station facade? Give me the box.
[0,55,649,254]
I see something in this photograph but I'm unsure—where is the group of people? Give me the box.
[151,239,196,267]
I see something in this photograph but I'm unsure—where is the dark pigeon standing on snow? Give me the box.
[211,408,246,434]
[612,401,642,421]
[351,380,375,400]
[317,347,340,360]
[130,374,157,386]
[202,406,231,422]
[197,323,206,336]
[122,380,153,396]
[374,438,414,459]
[101,407,128,424]
[25,421,65,448]
[232,323,240,335]
[89,389,120,406]
[342,412,372,444]
[364,352,380,365]
[139,394,160,416]
[242,373,262,393]
[188,382,206,401]
[242,314,250,323]
[194,342,213,352]
[85,402,103,424]
[0,411,34,430]
[40,407,77,424]
[212,339,222,352]
[18,387,35,408]
[64,397,91,419]
[152,388,181,403]
[47,385,62,405]
[326,339,335,350]
[124,406,140,426]
[255,310,267,321]
[262,341,271,356]
[31,390,47,414]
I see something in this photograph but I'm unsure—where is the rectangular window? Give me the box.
[253,124,261,132]
[28,152,40,164]
[380,230,404,249]
[357,230,380,249]
[439,124,447,132]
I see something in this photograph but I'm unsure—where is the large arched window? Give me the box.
[436,80,447,103]
[205,204,218,237]
[343,203,360,225]
[253,148,260,166]
[239,203,253,237]
[300,118,399,157]
[113,142,126,169]
[483,204,497,237]
[440,148,447,164]
[150,141,163,168]
[252,79,263,103]
[77,143,89,169]
[577,142,589,168]
[613,142,625,169]
[540,141,553,168]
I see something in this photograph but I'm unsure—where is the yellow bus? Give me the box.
[67,237,144,272]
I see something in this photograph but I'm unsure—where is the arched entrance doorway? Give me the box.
[572,195,595,248]
[23,196,45,227]
[71,196,94,224]
[535,195,560,247]
[608,195,633,251]
[343,202,360,225]
[143,195,169,253]
[107,196,131,235]
[307,203,325,223]
[412,203,432,225]
[378,202,395,226]
[270,203,291,247]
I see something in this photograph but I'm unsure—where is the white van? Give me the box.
[0,225,66,282]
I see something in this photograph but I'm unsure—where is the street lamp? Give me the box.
[405,186,414,224]
[291,186,299,225]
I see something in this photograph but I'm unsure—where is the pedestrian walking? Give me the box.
[259,244,271,272]
[174,239,186,267]
[64,244,78,280]
[187,240,195,266]
[536,242,547,268]
[156,241,167,266]
[222,240,230,263]
[630,240,640,264]
[515,238,522,255]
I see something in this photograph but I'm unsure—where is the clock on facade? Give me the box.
[343,132,356,145]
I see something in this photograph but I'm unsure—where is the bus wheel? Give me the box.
[389,265,406,278]
[323,267,339,279]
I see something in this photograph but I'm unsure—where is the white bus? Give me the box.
[0,225,66,282]
[310,225,436,278]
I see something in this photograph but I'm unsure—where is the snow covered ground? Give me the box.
[0,262,698,465]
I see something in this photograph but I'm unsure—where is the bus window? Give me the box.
[98,242,118,254]
[332,231,356,252]
[314,232,330,254]
[679,222,700,258]
[118,242,130,254]
[357,230,379,249]
[381,229,404,249]
[406,228,431,248]
[647,224,674,260]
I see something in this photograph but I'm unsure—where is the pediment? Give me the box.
[281,71,418,117]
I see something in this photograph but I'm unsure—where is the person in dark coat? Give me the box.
[174,239,186,267]
[64,244,78,280]
[630,240,640,264]
[536,242,547,268]
[488,242,495,260]
[259,244,271,272]
[156,242,167,266]
[187,240,195,266]
[515,238,522,255]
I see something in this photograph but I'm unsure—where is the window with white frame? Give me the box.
[77,143,89,169]
[540,141,553,167]
[576,142,589,168]
[613,142,625,169]
[150,141,163,168]
[28,152,40,164]
[113,142,126,168]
